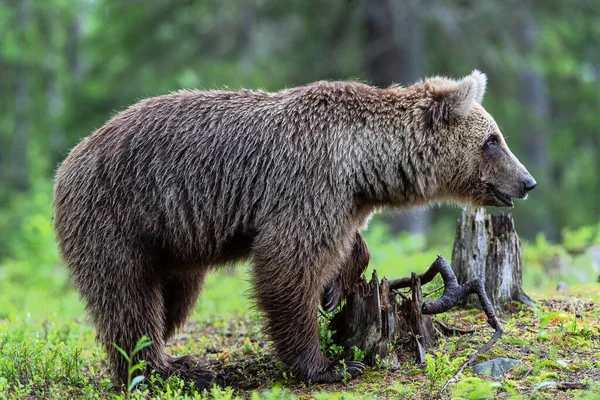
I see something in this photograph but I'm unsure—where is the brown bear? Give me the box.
[53,70,536,388]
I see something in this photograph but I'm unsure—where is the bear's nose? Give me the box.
[523,176,537,192]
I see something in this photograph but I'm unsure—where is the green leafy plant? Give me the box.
[424,349,467,395]
[424,352,451,394]
[350,346,365,362]
[112,335,153,398]
[452,377,496,399]
[318,313,344,359]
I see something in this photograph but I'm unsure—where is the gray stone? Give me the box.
[472,358,520,378]
[556,281,569,292]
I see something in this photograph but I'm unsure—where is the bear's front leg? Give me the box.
[321,232,370,312]
[252,230,365,383]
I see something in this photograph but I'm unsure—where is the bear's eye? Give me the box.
[484,135,498,148]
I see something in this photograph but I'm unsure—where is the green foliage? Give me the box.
[0,314,100,398]
[1,282,599,398]
[362,223,452,285]
[1,3,600,397]
[562,223,600,254]
[318,312,344,360]
[112,335,153,397]
[521,225,600,289]
[1,0,600,247]
[576,384,600,400]
[0,181,82,319]
[383,382,413,398]
[350,346,365,363]
[452,377,497,399]
[424,349,467,395]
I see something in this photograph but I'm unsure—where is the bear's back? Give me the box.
[54,87,345,264]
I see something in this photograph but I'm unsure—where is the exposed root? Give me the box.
[433,318,479,336]
[389,255,504,395]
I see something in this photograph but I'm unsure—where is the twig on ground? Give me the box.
[433,318,479,336]
[423,286,444,298]
[557,382,588,391]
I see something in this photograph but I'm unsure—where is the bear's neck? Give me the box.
[330,84,442,208]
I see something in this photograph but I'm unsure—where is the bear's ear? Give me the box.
[424,70,487,126]
[469,69,487,105]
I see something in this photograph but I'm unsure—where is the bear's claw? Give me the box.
[163,355,216,390]
[310,360,366,383]
[321,281,343,312]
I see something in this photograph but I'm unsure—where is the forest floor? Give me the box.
[1,279,599,399]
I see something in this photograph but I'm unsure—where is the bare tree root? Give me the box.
[389,255,504,395]
[433,318,479,336]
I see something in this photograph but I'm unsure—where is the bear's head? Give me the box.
[422,70,536,208]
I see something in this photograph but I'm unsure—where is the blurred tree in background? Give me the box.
[1,0,599,259]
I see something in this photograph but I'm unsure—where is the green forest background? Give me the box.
[1,0,600,305]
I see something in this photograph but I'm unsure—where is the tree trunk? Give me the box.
[517,15,557,240]
[12,0,32,192]
[48,60,65,159]
[452,208,533,312]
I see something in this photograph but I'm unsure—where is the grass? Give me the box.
[1,199,600,399]
[1,267,599,399]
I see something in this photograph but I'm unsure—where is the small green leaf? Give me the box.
[112,343,130,363]
[132,336,152,355]
[128,375,145,392]
[129,361,145,374]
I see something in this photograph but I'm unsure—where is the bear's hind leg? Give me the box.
[71,244,215,390]
[73,255,170,387]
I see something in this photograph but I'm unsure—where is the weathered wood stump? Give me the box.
[330,255,503,375]
[452,208,533,311]
[395,273,438,364]
[328,209,533,392]
[329,270,441,366]
[329,272,400,366]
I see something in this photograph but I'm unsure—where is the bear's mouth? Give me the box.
[492,188,514,207]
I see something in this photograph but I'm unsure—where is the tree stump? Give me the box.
[395,273,438,364]
[329,268,451,367]
[329,256,504,371]
[329,271,402,366]
[452,208,533,312]
[327,210,528,391]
